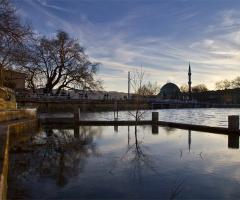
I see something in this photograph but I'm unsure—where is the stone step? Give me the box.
[0,109,36,123]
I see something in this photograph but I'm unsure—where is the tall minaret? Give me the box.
[188,62,192,100]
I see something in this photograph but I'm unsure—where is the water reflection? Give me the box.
[228,134,239,149]
[110,125,158,197]
[7,125,240,199]
[188,130,191,153]
[34,127,98,188]
[8,126,101,199]
[114,125,118,132]
[152,125,158,134]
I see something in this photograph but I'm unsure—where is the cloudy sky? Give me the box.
[16,0,240,92]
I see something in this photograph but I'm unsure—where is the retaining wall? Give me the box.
[0,117,39,200]
[17,99,152,112]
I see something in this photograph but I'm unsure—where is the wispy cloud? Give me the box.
[206,9,240,33]
[17,1,240,92]
[37,0,69,12]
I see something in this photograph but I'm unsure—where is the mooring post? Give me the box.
[152,112,159,122]
[152,125,159,134]
[74,108,80,122]
[228,115,239,131]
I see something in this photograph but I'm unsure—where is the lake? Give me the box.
[39,108,240,127]
[7,108,240,199]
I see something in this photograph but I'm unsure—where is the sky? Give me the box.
[16,0,240,92]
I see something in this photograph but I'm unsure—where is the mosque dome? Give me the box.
[158,83,181,100]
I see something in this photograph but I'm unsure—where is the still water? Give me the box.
[8,124,240,199]
[39,108,240,127]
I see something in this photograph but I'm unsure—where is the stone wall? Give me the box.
[17,99,152,113]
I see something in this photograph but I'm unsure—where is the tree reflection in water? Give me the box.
[8,126,102,199]
[37,127,99,187]
[110,125,188,199]
[8,125,188,199]
[110,125,158,196]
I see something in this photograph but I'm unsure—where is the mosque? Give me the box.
[157,63,191,100]
[157,63,240,104]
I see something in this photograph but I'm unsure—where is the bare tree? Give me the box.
[191,84,208,93]
[129,67,151,123]
[0,0,33,87]
[16,30,102,95]
[215,79,232,90]
[141,81,161,96]
[128,67,161,124]
[180,84,189,93]
[231,76,240,88]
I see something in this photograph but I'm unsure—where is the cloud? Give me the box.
[189,40,214,49]
[37,0,69,12]
[221,9,240,27]
[17,1,240,92]
[206,9,240,33]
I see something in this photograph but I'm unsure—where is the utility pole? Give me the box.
[128,71,130,100]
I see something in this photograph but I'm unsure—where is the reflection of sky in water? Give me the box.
[8,125,240,199]
[39,108,240,127]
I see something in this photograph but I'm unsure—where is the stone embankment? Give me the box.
[17,98,153,112]
[17,98,208,113]
[0,109,39,200]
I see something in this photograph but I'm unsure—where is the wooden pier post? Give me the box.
[228,115,239,131]
[74,108,80,122]
[152,112,159,122]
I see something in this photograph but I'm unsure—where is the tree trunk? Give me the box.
[0,66,3,87]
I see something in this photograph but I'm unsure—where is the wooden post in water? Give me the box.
[152,112,159,134]
[74,108,80,122]
[228,115,239,131]
[152,112,159,122]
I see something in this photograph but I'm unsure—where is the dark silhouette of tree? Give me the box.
[17,30,102,95]
[231,76,240,88]
[0,0,33,87]
[141,81,161,96]
[192,84,208,93]
[215,79,232,90]
[180,84,189,93]
[214,77,240,90]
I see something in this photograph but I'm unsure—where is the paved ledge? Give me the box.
[39,118,240,135]
[0,118,39,200]
[154,121,240,135]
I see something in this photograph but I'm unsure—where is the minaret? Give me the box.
[188,63,192,100]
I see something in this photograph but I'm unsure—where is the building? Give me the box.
[3,69,26,89]
[158,83,181,100]
[192,88,240,104]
